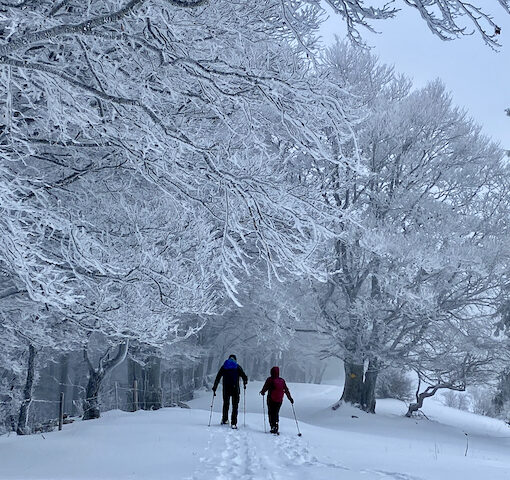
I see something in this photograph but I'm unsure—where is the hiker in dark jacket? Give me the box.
[260,366,293,434]
[212,354,248,428]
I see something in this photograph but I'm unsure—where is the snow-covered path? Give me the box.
[1,381,510,480]
[189,422,349,480]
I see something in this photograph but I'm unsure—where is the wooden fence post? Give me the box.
[58,392,64,431]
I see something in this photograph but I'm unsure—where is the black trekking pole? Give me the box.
[243,387,246,428]
[291,403,302,437]
[208,392,215,427]
[262,394,267,433]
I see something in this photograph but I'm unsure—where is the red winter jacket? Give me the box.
[260,366,293,404]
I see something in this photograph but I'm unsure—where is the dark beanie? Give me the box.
[229,354,237,361]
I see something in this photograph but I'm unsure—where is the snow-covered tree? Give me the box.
[2,0,510,432]
[309,42,510,413]
[0,0,355,315]
[322,0,510,46]
[405,314,504,417]
[0,0,354,425]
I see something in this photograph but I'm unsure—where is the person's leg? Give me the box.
[222,389,230,424]
[273,401,282,432]
[231,390,240,426]
[267,399,277,431]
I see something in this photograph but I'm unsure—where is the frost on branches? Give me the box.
[323,0,510,46]
[1,0,510,431]
[0,0,353,427]
[308,42,510,413]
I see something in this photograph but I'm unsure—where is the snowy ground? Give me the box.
[1,381,510,480]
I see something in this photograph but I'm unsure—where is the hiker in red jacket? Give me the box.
[260,366,293,434]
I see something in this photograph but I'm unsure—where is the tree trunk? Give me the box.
[361,358,378,413]
[59,353,70,413]
[252,356,260,380]
[180,366,193,401]
[144,356,162,410]
[70,370,81,417]
[361,272,381,414]
[406,381,464,417]
[206,354,214,376]
[194,360,205,390]
[83,342,129,420]
[17,343,36,435]
[127,357,139,412]
[340,361,364,405]
[406,390,432,417]
[82,369,104,420]
[313,364,327,384]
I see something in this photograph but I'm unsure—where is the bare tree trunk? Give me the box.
[179,366,193,401]
[140,369,147,410]
[361,358,378,413]
[406,379,464,417]
[70,369,82,417]
[83,342,129,420]
[194,360,205,390]
[252,356,260,380]
[340,361,364,405]
[59,353,70,413]
[313,364,327,384]
[360,273,381,414]
[17,344,36,435]
[144,356,162,410]
[206,354,214,376]
[127,357,138,412]
[83,369,102,420]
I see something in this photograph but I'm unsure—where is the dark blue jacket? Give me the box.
[213,359,248,393]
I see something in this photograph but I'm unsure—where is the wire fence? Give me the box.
[0,373,214,436]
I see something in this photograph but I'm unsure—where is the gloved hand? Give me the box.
[259,391,264,396]
[244,383,247,390]
[290,398,294,404]
[212,389,216,396]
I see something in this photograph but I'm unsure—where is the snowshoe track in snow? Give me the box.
[218,429,275,480]
[191,426,280,480]
[190,423,352,480]
[274,432,348,470]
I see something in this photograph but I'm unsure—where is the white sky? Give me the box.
[320,4,510,149]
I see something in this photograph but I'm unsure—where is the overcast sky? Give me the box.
[320,5,510,150]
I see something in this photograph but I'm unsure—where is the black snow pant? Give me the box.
[222,387,240,425]
[267,398,282,431]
